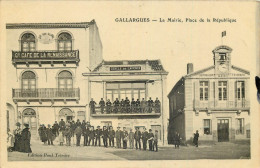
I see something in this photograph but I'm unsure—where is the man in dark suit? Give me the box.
[113,98,120,113]
[106,99,112,114]
[95,126,102,146]
[75,125,82,146]
[102,126,109,147]
[134,127,142,150]
[131,98,136,113]
[147,129,154,151]
[99,98,105,113]
[142,127,148,150]
[46,124,54,145]
[108,126,115,147]
[88,126,95,146]
[115,127,121,148]
[59,119,65,130]
[147,97,154,113]
[125,97,130,113]
[122,127,128,149]
[89,98,97,114]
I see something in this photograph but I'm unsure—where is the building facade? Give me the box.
[6,21,103,136]
[168,45,250,143]
[83,60,169,145]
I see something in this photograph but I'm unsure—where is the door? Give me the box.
[66,116,73,122]
[217,119,229,142]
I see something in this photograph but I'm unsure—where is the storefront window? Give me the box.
[203,119,211,135]
[106,82,146,101]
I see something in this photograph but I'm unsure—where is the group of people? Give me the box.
[38,119,160,152]
[89,97,161,114]
[7,122,32,153]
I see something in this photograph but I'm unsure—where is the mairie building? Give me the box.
[83,60,169,145]
[6,20,103,136]
[168,45,250,144]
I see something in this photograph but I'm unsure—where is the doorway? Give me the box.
[59,108,73,122]
[22,108,37,136]
[217,119,229,142]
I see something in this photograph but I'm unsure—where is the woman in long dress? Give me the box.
[20,124,32,153]
[13,122,22,151]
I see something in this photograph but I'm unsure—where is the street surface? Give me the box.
[8,139,250,161]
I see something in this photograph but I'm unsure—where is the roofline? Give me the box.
[231,65,250,75]
[6,20,96,29]
[82,72,169,76]
[212,45,233,53]
[184,66,215,78]
[167,77,184,98]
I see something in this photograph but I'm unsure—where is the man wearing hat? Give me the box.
[128,128,134,149]
[134,127,142,150]
[46,124,54,145]
[147,129,154,151]
[102,126,109,147]
[95,126,102,146]
[88,126,95,146]
[20,123,32,153]
[141,127,148,150]
[108,126,115,147]
[74,125,82,146]
[122,127,128,149]
[115,126,121,148]
[13,122,22,151]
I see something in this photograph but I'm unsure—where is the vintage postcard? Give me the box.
[0,1,259,168]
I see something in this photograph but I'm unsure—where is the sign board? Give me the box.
[110,66,141,71]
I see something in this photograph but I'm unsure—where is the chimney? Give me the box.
[187,63,193,74]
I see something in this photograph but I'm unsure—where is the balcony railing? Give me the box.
[90,104,161,117]
[12,50,79,66]
[194,99,250,110]
[12,88,80,102]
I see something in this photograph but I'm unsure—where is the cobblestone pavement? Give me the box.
[8,139,250,161]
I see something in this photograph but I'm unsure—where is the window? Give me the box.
[22,71,36,90]
[106,82,146,101]
[200,81,209,101]
[219,53,226,61]
[236,118,244,134]
[21,33,36,52]
[236,81,245,100]
[218,81,227,101]
[203,119,211,135]
[58,71,73,89]
[57,32,72,51]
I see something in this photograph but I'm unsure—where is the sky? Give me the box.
[1,1,256,93]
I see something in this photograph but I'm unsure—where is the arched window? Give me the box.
[21,33,36,52]
[57,32,72,51]
[58,71,73,89]
[22,71,36,90]
[23,108,36,116]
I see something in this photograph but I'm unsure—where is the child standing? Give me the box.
[59,128,64,146]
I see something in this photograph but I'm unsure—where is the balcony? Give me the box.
[12,88,80,103]
[12,50,79,67]
[90,105,161,117]
[194,99,250,111]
